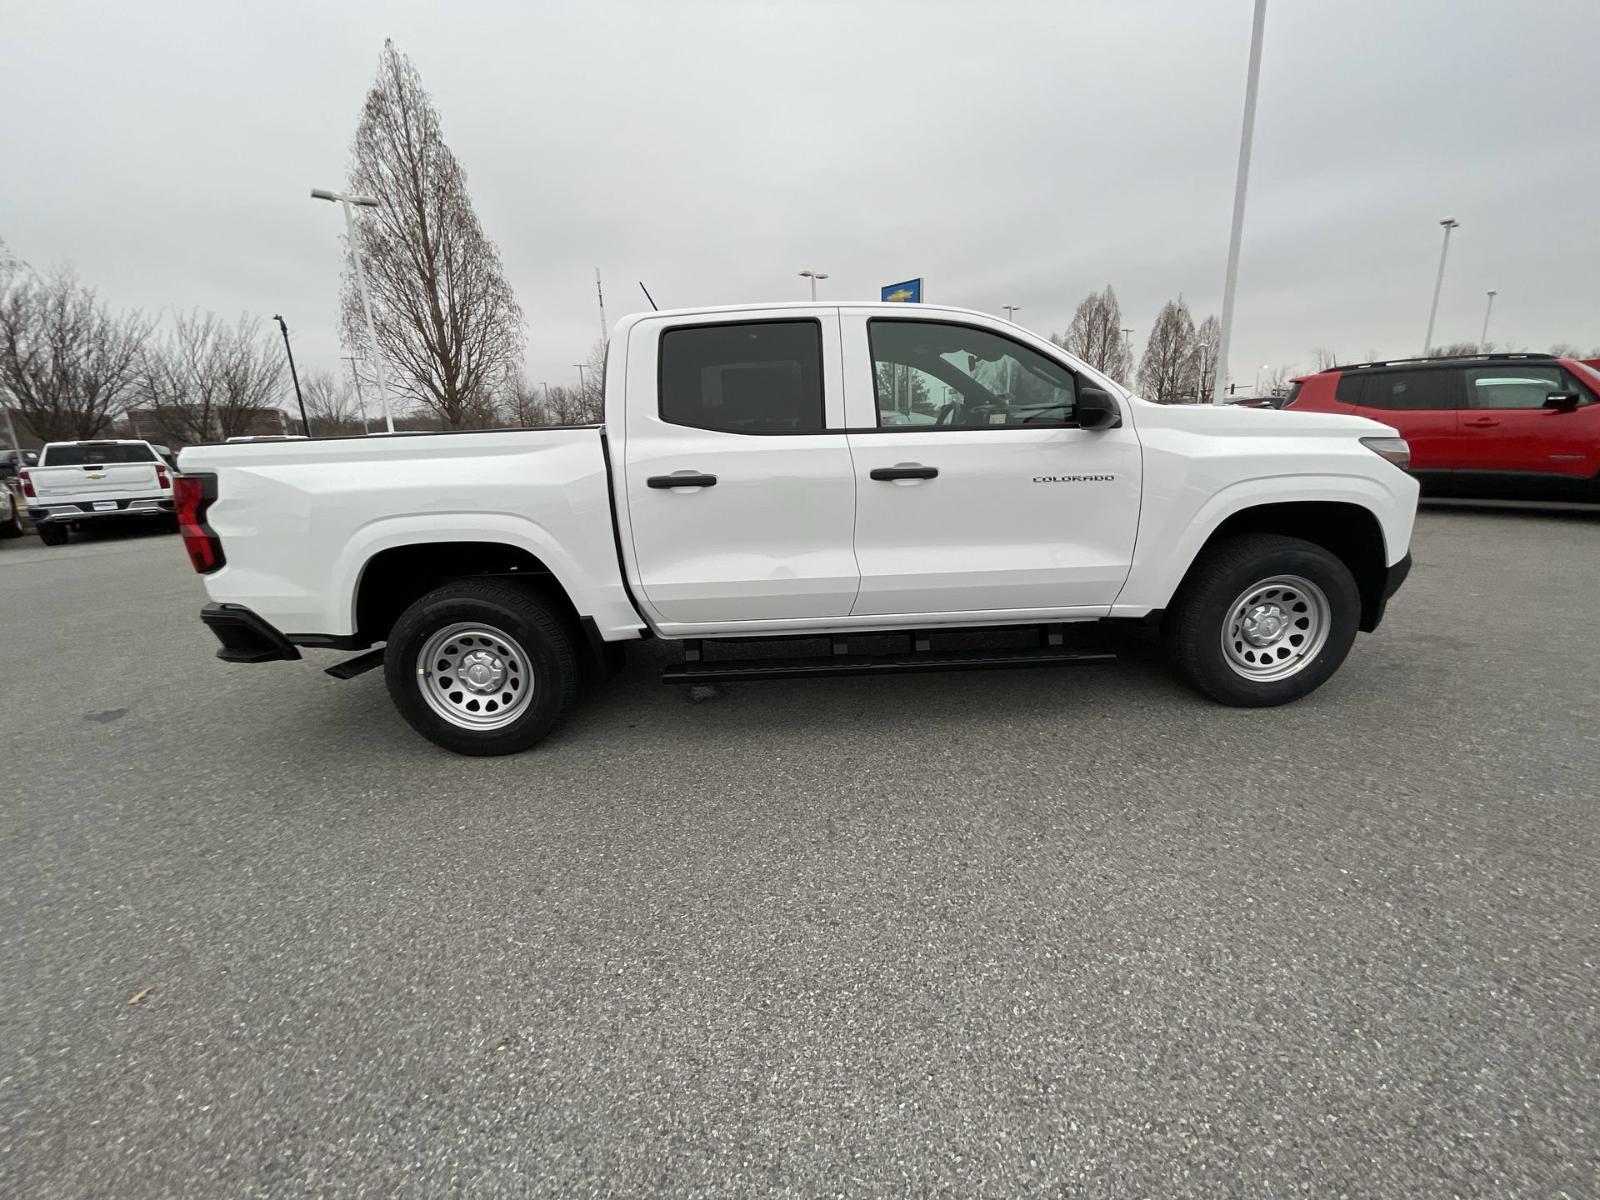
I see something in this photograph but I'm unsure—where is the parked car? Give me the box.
[1,447,41,479]
[178,302,1418,756]
[20,439,179,545]
[1284,353,1600,499]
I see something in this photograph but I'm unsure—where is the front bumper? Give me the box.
[200,604,302,664]
[1361,551,1412,632]
[30,497,175,524]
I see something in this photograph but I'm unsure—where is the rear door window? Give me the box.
[1352,370,1458,410]
[658,321,824,434]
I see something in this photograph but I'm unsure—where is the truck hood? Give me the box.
[1135,401,1397,440]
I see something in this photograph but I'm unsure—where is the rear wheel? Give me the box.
[1163,534,1360,707]
[383,580,577,756]
[36,522,68,547]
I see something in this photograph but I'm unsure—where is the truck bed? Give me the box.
[178,427,643,643]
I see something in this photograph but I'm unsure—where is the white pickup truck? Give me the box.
[179,303,1417,755]
[23,439,179,545]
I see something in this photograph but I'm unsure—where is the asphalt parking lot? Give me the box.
[2,505,1597,1198]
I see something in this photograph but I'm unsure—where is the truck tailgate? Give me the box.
[30,462,163,499]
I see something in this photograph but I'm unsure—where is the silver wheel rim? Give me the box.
[415,622,535,731]
[1221,574,1330,682]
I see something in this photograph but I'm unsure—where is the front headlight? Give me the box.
[1359,436,1411,470]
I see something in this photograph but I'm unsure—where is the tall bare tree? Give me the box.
[0,258,149,441]
[137,311,284,444]
[1053,285,1132,383]
[1189,314,1220,402]
[1136,297,1196,403]
[343,39,525,430]
[1426,341,1481,359]
[1311,347,1339,371]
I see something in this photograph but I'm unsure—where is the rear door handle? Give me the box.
[1463,418,1499,428]
[647,472,718,489]
[869,464,939,481]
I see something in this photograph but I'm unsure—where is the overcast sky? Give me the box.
[3,0,1596,398]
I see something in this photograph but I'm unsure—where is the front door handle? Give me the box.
[870,464,939,481]
[1462,418,1499,428]
[647,472,718,489]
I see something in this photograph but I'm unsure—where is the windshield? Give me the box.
[40,443,157,466]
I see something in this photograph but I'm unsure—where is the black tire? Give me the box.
[383,579,577,756]
[36,522,69,547]
[0,494,21,539]
[1163,533,1360,707]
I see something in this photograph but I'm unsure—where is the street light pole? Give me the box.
[1423,217,1460,355]
[1211,0,1268,404]
[1002,305,1021,323]
[1480,289,1497,351]
[798,270,829,301]
[272,315,311,436]
[574,364,588,394]
[311,188,394,433]
[1196,342,1210,404]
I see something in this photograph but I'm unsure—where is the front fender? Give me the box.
[1112,470,1418,615]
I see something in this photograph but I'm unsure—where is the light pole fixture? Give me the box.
[1002,305,1021,323]
[1211,0,1269,403]
[272,315,311,436]
[1480,289,1497,351]
[798,270,829,301]
[1256,363,1271,394]
[311,187,394,433]
[1423,216,1460,355]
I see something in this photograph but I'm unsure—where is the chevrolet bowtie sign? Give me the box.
[881,278,922,303]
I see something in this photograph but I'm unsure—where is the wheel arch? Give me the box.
[1169,500,1391,631]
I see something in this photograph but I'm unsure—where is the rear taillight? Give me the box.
[20,470,36,498]
[174,472,225,574]
[156,465,170,489]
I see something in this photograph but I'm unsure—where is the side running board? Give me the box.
[661,626,1113,685]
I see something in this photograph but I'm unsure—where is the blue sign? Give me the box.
[881,278,923,303]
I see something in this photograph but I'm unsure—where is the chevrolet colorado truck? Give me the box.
[178,303,1417,755]
[22,439,178,545]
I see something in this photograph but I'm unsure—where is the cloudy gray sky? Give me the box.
[3,0,1596,398]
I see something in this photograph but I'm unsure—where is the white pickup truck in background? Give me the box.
[178,302,1418,755]
[22,439,179,546]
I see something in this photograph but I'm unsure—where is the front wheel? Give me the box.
[1163,534,1360,707]
[383,580,577,756]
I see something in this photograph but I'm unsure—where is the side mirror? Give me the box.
[1076,387,1122,430]
[1544,391,1581,411]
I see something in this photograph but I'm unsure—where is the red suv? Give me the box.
[1285,353,1600,500]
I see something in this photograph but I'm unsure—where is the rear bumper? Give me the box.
[200,603,302,664]
[30,498,174,523]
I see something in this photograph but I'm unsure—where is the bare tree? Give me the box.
[303,368,365,435]
[1426,341,1481,359]
[1053,285,1133,383]
[1548,341,1580,358]
[576,339,606,423]
[138,311,284,444]
[342,39,525,430]
[0,260,149,441]
[1311,347,1339,371]
[1189,314,1220,403]
[1136,297,1196,403]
